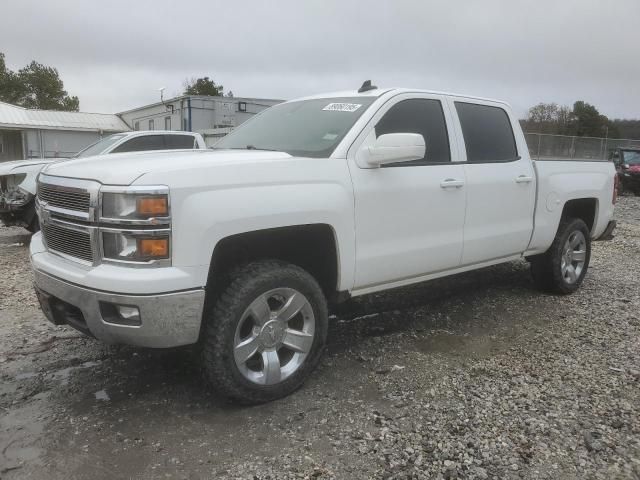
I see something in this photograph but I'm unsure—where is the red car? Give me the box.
[612,148,640,196]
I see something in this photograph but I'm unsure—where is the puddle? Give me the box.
[49,361,101,385]
[94,389,110,401]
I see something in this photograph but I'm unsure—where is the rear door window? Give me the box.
[164,135,196,149]
[455,102,518,163]
[111,135,165,153]
[375,99,450,165]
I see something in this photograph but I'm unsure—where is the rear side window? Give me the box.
[111,135,164,153]
[164,135,196,149]
[375,99,450,165]
[455,102,517,163]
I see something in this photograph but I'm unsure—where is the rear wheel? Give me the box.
[202,260,328,404]
[530,218,591,294]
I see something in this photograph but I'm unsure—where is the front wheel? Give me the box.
[202,260,328,404]
[530,218,591,294]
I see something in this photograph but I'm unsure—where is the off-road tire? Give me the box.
[202,260,328,404]
[530,218,591,294]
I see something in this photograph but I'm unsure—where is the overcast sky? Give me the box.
[1,0,639,119]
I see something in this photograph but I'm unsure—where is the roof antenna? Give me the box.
[358,80,377,93]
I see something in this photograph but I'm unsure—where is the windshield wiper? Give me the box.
[214,145,279,152]
[245,145,278,151]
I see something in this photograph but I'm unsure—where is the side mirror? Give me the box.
[366,133,425,167]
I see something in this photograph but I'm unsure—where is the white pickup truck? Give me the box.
[0,130,206,231]
[30,83,617,404]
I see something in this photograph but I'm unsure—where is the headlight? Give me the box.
[99,186,171,266]
[102,230,170,263]
[7,173,27,188]
[101,192,169,222]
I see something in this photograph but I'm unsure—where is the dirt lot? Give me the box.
[1,197,639,480]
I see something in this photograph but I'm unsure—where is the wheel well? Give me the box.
[207,224,339,299]
[561,198,597,232]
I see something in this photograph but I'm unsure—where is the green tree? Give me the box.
[0,52,79,111]
[183,76,223,96]
[572,101,608,137]
[0,53,25,104]
[17,61,79,111]
[523,100,619,138]
[611,119,640,139]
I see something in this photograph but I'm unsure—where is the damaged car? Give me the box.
[0,159,56,231]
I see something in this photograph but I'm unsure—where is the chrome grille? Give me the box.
[42,223,94,263]
[38,183,90,213]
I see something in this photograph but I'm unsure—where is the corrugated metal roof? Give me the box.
[0,101,129,132]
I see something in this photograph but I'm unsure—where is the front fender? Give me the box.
[171,182,355,291]
[0,162,54,195]
[133,156,357,291]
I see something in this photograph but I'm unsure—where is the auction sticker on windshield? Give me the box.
[322,103,362,112]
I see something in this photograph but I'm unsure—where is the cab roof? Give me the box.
[291,87,509,107]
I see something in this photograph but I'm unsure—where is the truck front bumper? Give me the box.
[33,269,205,348]
[620,173,640,190]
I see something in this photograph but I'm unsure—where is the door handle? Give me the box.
[515,175,534,183]
[440,178,465,189]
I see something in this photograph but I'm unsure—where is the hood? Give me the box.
[0,158,58,175]
[42,149,293,185]
[627,165,640,174]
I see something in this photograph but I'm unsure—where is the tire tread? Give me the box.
[530,218,591,294]
[202,259,327,404]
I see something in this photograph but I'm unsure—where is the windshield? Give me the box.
[74,134,127,158]
[213,97,376,157]
[622,150,640,165]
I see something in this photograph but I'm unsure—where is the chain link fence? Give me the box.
[525,133,640,161]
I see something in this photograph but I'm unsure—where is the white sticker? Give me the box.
[322,133,339,140]
[323,103,362,112]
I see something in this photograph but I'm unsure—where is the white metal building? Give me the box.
[0,101,129,161]
[117,95,282,146]
[0,94,283,161]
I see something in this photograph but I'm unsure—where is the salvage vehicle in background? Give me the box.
[0,131,207,231]
[30,82,617,404]
[611,147,640,196]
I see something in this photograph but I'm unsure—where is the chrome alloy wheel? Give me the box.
[560,230,587,284]
[233,288,315,385]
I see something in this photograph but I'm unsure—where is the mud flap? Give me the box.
[595,220,616,241]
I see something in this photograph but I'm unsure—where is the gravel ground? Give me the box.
[1,197,639,480]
